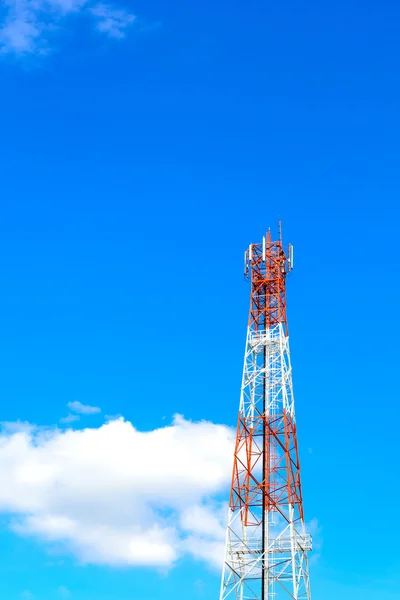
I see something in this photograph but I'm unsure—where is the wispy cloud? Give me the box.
[89,3,135,38]
[67,401,101,415]
[307,517,323,564]
[57,587,71,598]
[0,0,136,56]
[60,414,81,424]
[1,420,35,434]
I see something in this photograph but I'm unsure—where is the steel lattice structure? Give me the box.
[220,226,312,600]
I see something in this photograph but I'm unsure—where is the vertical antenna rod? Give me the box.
[220,225,312,600]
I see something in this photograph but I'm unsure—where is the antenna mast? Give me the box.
[220,225,312,600]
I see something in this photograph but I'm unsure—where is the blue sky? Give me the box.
[0,0,399,598]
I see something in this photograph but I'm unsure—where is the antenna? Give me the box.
[278,219,282,243]
[244,250,249,278]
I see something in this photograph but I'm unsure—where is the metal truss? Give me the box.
[220,230,312,600]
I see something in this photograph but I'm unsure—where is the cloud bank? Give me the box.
[0,415,234,568]
[0,0,136,55]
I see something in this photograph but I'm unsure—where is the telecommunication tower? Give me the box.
[220,225,312,600]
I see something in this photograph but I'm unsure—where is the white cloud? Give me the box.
[307,517,322,564]
[0,0,136,55]
[1,420,36,434]
[67,401,101,415]
[60,414,81,424]
[21,592,34,599]
[180,503,227,568]
[89,3,135,38]
[0,415,234,568]
[181,504,226,539]
[57,586,71,598]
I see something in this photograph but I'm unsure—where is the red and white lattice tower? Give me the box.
[220,225,312,600]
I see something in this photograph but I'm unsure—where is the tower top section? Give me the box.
[244,222,293,332]
[244,221,293,278]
